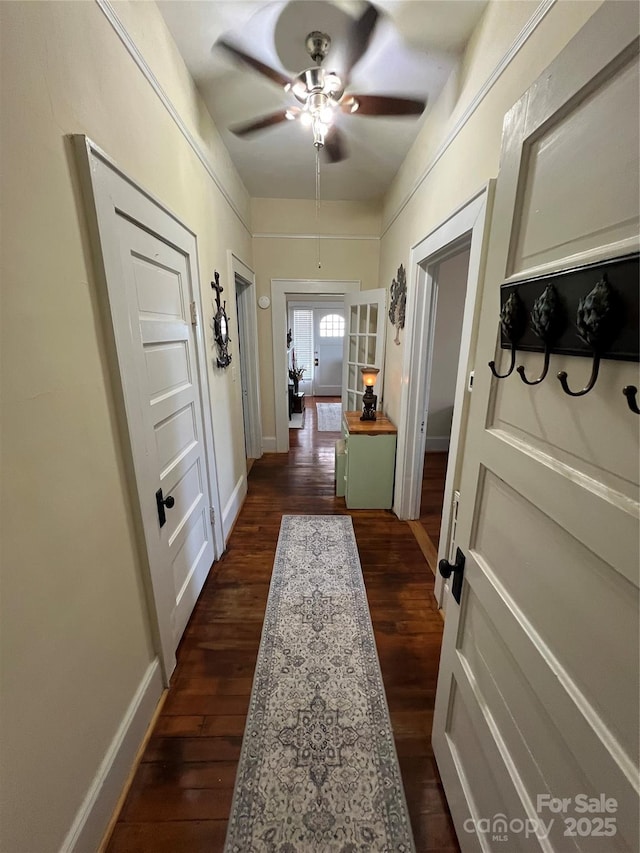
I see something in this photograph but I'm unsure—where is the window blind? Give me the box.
[290,308,313,385]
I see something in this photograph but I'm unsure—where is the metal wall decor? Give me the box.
[211,270,232,368]
[389,264,406,345]
[488,253,639,409]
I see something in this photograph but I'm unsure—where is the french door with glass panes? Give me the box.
[342,289,386,413]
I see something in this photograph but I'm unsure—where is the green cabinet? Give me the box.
[342,412,397,509]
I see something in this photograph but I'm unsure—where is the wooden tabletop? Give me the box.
[344,411,397,435]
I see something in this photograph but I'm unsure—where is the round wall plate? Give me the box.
[258,295,271,309]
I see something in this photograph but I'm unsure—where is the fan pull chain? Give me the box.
[315,147,322,270]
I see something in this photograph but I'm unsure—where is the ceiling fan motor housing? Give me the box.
[305,31,331,64]
[292,67,344,103]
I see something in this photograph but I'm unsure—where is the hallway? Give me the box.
[106,401,459,852]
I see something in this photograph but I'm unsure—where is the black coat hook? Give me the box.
[557,275,616,398]
[489,347,517,379]
[517,284,565,386]
[489,292,526,379]
[623,385,640,414]
[557,355,601,397]
[518,349,551,385]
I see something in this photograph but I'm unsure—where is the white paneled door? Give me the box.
[75,138,222,681]
[432,7,639,853]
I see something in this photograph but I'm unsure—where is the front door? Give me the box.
[313,306,345,396]
[75,139,221,679]
[432,8,639,853]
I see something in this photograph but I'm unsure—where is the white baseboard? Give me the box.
[222,473,247,542]
[60,659,163,853]
[426,436,451,452]
[262,435,277,452]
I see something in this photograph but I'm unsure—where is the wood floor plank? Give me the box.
[105,397,460,852]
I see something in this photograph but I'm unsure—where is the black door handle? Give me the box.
[438,547,465,605]
[156,488,175,528]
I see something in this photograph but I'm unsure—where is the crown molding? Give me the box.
[95,0,252,236]
[252,232,380,241]
[381,0,557,237]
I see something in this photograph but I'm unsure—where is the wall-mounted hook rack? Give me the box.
[495,253,638,398]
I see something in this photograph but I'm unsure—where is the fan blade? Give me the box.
[343,3,379,82]
[341,94,426,116]
[218,39,292,89]
[230,110,295,137]
[323,127,348,163]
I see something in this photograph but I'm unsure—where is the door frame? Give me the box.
[271,279,360,452]
[228,251,262,461]
[394,187,494,576]
[73,135,225,679]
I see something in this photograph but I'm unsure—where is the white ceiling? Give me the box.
[157,1,488,201]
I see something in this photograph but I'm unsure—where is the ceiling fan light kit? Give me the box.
[218,2,426,162]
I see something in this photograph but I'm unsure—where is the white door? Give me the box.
[342,289,387,412]
[432,8,639,853]
[75,138,222,680]
[313,307,345,396]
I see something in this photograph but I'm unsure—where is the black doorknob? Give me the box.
[156,488,175,527]
[438,547,466,605]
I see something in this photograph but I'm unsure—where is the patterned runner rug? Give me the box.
[225,515,415,853]
[316,402,342,432]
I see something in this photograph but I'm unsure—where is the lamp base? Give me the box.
[360,389,378,421]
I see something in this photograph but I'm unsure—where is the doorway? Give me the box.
[229,252,262,463]
[271,280,360,452]
[416,247,471,572]
[394,187,494,605]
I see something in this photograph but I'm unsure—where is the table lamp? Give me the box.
[360,366,380,421]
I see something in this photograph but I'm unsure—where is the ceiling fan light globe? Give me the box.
[319,105,334,124]
[325,72,343,97]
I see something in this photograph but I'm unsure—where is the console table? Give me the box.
[341,411,397,509]
[288,385,305,419]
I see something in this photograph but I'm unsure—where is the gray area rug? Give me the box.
[224,515,415,853]
[316,403,342,432]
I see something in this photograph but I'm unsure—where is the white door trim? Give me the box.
[73,135,224,678]
[394,186,494,574]
[271,279,360,452]
[228,251,262,461]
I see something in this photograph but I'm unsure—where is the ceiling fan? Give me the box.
[218,3,426,163]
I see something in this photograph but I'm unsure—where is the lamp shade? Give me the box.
[361,366,380,388]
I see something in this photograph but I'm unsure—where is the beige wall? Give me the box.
[0,1,610,850]
[379,0,603,427]
[427,248,471,439]
[251,198,381,444]
[0,2,251,850]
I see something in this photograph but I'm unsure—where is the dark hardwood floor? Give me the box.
[106,398,460,853]
[419,451,449,547]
